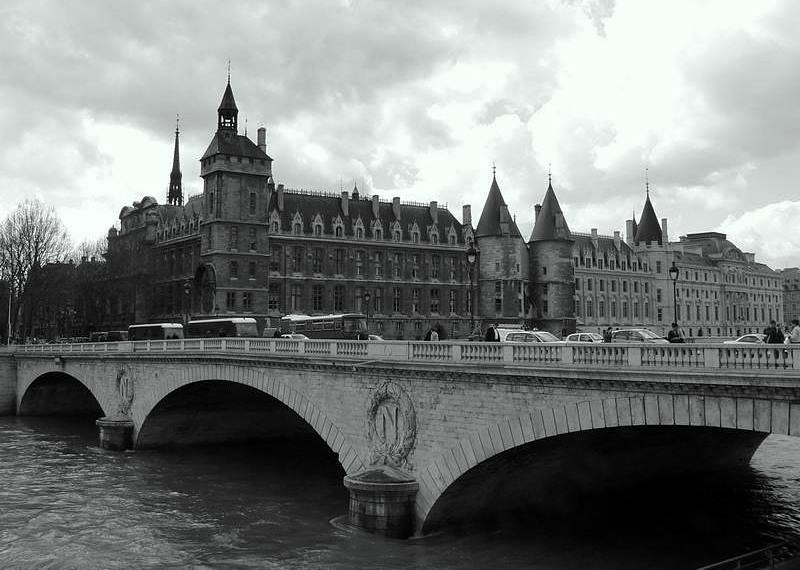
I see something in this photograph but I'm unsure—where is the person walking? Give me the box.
[484,322,500,342]
[429,328,439,341]
[602,327,612,343]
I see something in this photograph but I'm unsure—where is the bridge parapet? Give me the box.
[15,340,800,371]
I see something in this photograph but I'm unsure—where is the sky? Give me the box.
[2,0,800,267]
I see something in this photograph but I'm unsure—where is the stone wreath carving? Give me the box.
[367,381,417,467]
[116,366,134,417]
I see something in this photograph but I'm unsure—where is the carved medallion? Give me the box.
[116,366,134,417]
[367,381,416,467]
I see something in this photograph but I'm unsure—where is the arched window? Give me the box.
[335,226,343,237]
[375,228,382,240]
[314,224,322,236]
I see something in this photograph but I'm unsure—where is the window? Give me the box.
[375,252,384,277]
[622,281,628,293]
[375,228,382,240]
[226,291,236,310]
[622,301,628,318]
[249,192,256,215]
[633,282,639,293]
[432,255,440,279]
[313,248,324,273]
[270,246,281,272]
[634,301,639,318]
[611,281,617,292]
[294,223,302,235]
[393,253,401,278]
[393,287,402,312]
[449,290,457,313]
[242,292,252,310]
[411,289,420,313]
[230,260,239,279]
[314,224,322,237]
[430,289,440,313]
[394,230,401,242]
[271,221,279,232]
[335,226,343,237]
[586,298,593,317]
[355,250,364,276]
[587,279,592,291]
[598,300,605,317]
[335,249,345,274]
[229,226,238,249]
[375,288,384,313]
[356,227,364,239]
[248,261,256,280]
[656,261,662,273]
[333,285,345,312]
[312,285,324,311]
[249,227,257,250]
[268,284,281,311]
[291,247,304,273]
[599,280,605,292]
[291,285,303,311]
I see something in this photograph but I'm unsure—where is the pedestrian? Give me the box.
[667,322,684,343]
[791,319,800,344]
[763,320,784,344]
[430,328,439,341]
[602,327,612,343]
[484,322,500,342]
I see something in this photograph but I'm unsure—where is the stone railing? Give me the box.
[12,340,800,371]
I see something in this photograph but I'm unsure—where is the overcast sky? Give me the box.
[2,0,799,267]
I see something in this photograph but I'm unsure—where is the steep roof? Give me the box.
[474,175,522,238]
[530,180,572,241]
[202,133,272,160]
[218,82,238,112]
[633,194,662,245]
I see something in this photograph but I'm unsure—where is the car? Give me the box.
[610,328,669,343]
[280,333,309,340]
[498,329,564,343]
[367,334,384,341]
[723,333,766,345]
[565,332,604,343]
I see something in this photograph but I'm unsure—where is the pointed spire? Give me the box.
[217,69,238,133]
[633,181,663,245]
[167,114,183,206]
[645,167,650,197]
[530,175,571,241]
[475,171,523,238]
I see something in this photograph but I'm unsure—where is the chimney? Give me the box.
[534,203,542,223]
[392,197,401,220]
[257,127,267,154]
[625,219,634,245]
[661,217,669,243]
[591,228,598,239]
[462,204,472,225]
[341,191,349,216]
[277,184,284,211]
[613,230,621,249]
[372,194,380,218]
[430,201,438,224]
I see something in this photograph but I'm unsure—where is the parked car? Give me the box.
[498,329,564,343]
[723,333,766,345]
[367,334,384,341]
[565,332,604,343]
[610,329,669,343]
[280,333,310,340]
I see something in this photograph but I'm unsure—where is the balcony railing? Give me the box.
[12,341,800,372]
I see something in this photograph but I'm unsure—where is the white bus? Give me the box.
[279,313,367,340]
[128,323,184,341]
[186,318,259,338]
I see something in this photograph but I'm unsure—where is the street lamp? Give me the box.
[363,290,371,334]
[466,245,477,336]
[183,280,192,326]
[668,261,679,325]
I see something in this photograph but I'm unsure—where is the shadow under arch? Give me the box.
[421,425,768,534]
[135,379,349,474]
[18,371,104,417]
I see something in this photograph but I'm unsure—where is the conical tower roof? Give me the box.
[218,82,238,112]
[634,193,662,245]
[530,179,572,241]
[475,175,522,238]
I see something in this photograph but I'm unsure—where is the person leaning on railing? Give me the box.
[790,319,800,344]
[667,322,685,343]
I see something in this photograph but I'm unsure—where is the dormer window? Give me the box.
[314,224,323,236]
[394,231,401,242]
[449,235,456,245]
[375,229,382,240]
[357,228,363,239]
[412,232,420,243]
[272,221,279,232]
[431,233,438,244]
[293,223,302,235]
[335,226,343,237]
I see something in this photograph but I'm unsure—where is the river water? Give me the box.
[0,417,798,570]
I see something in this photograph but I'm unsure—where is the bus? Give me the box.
[186,318,259,338]
[128,323,184,341]
[279,313,367,340]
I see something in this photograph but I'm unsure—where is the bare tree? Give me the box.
[0,199,72,339]
[71,237,107,263]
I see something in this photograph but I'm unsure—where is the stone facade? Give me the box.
[778,267,800,326]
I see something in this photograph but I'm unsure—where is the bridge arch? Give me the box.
[18,370,107,417]
[133,363,366,475]
[417,393,798,532]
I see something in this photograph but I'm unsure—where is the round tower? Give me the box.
[528,177,576,337]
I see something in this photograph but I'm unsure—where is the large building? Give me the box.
[81,80,784,341]
[99,79,477,339]
[778,267,800,326]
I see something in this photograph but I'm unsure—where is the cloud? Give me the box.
[719,200,800,268]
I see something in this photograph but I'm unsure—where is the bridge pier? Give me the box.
[343,465,419,539]
[96,416,134,451]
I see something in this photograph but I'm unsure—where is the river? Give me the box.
[0,416,798,569]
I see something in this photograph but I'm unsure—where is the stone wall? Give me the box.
[0,354,16,415]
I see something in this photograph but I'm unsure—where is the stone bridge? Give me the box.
[5,338,800,537]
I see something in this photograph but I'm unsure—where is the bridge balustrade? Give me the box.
[14,341,800,371]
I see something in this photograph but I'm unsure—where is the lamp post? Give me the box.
[183,280,192,326]
[363,290,371,334]
[668,261,679,325]
[466,245,477,336]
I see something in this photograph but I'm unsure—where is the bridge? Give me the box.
[3,339,800,538]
